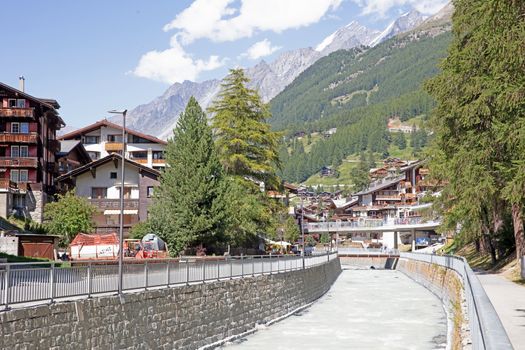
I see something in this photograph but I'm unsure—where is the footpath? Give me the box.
[476,273,525,350]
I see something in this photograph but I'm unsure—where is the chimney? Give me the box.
[19,76,25,92]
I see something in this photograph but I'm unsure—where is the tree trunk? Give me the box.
[475,238,481,253]
[512,203,525,263]
[485,234,497,265]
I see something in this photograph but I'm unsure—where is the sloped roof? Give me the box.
[0,81,65,126]
[58,119,167,145]
[55,153,160,182]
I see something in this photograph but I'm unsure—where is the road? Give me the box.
[477,272,525,350]
[222,268,447,350]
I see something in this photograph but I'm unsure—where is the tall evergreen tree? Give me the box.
[209,68,281,188]
[351,152,371,192]
[149,97,225,254]
[426,0,525,264]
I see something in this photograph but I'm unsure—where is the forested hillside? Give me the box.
[271,31,451,183]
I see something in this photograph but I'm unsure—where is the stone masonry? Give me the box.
[0,258,341,350]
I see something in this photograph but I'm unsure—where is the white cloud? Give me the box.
[353,0,448,17]
[241,39,281,60]
[132,38,225,84]
[164,0,343,43]
[133,0,342,83]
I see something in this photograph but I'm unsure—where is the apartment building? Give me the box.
[0,79,65,222]
[56,153,159,236]
[58,119,167,170]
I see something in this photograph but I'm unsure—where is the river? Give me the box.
[221,268,448,350]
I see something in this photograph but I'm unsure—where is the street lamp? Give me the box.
[300,194,305,269]
[108,109,127,295]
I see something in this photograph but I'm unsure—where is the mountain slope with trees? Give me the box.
[271,18,451,183]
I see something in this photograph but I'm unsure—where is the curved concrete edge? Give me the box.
[396,258,468,350]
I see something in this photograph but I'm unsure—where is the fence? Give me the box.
[400,253,513,350]
[0,252,337,309]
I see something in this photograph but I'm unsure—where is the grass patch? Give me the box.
[0,252,53,263]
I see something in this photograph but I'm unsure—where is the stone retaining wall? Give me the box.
[0,259,341,350]
[397,258,469,350]
[339,256,397,269]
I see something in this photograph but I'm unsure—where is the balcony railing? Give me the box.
[105,142,123,152]
[152,159,165,164]
[89,198,139,210]
[0,157,38,167]
[375,195,402,201]
[0,108,34,118]
[0,179,17,190]
[0,133,38,143]
[131,158,148,164]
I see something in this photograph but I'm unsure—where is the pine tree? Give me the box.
[149,97,225,255]
[209,68,281,188]
[426,0,525,265]
[351,152,371,192]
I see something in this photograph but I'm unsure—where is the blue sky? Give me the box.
[0,0,447,129]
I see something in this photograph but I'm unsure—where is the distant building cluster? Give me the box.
[387,117,418,133]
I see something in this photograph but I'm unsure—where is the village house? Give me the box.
[56,153,160,236]
[55,140,92,193]
[0,79,65,222]
[58,119,167,170]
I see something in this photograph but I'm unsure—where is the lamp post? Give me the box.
[108,109,127,295]
[300,194,305,269]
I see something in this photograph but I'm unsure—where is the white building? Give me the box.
[59,119,167,170]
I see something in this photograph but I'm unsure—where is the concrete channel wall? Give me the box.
[396,258,468,350]
[0,258,341,350]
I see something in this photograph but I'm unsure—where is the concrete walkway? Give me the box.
[477,273,525,349]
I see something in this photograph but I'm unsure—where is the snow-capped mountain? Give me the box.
[369,10,426,47]
[121,8,443,139]
[316,21,380,55]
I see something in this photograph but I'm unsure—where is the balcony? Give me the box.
[152,159,165,164]
[105,142,123,152]
[0,133,38,143]
[0,179,17,190]
[131,158,148,164]
[375,195,402,201]
[48,139,60,152]
[0,157,38,168]
[89,198,139,210]
[0,108,34,118]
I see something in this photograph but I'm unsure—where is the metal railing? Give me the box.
[0,252,337,310]
[400,253,513,350]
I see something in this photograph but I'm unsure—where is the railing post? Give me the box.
[3,264,10,310]
[87,262,92,298]
[186,260,190,286]
[48,262,56,303]
[241,255,244,277]
[269,253,272,275]
[252,257,255,277]
[277,255,280,273]
[217,259,220,281]
[166,261,171,286]
[229,258,233,280]
[202,260,206,283]
[144,261,148,289]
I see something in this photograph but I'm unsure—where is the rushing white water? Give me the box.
[221,269,447,350]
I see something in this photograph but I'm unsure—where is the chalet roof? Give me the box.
[331,197,358,209]
[57,140,92,164]
[355,175,406,196]
[55,153,160,183]
[58,119,168,145]
[0,81,65,126]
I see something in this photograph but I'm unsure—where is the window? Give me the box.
[16,99,25,108]
[91,187,107,199]
[152,151,165,160]
[19,146,28,157]
[8,99,16,108]
[20,123,29,134]
[110,172,117,179]
[130,151,147,159]
[147,186,154,198]
[84,136,99,144]
[107,135,122,142]
[11,123,19,133]
[10,146,19,158]
[10,170,19,183]
[19,170,28,182]
[117,187,132,199]
[87,151,100,160]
